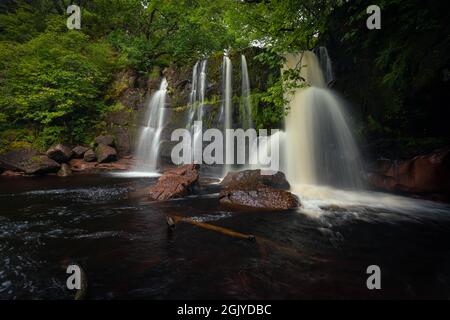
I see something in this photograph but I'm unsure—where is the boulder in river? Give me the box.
[147,164,199,201]
[0,148,60,175]
[83,149,96,162]
[72,146,89,159]
[219,183,300,211]
[221,169,291,190]
[46,144,73,163]
[94,135,115,147]
[95,144,117,163]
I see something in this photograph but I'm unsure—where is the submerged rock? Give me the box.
[57,163,72,177]
[46,144,73,163]
[219,183,300,211]
[72,146,89,159]
[221,169,290,190]
[147,164,199,201]
[95,144,117,163]
[0,148,60,175]
[94,135,115,147]
[368,146,450,197]
[83,149,96,162]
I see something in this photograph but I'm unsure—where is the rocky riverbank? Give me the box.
[0,135,136,177]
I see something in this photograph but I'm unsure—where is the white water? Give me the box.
[221,55,233,175]
[284,51,363,189]
[134,78,168,172]
[315,46,334,86]
[240,55,253,129]
[188,60,208,161]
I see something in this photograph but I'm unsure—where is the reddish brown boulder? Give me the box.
[46,144,73,163]
[219,183,300,211]
[147,164,199,201]
[368,147,450,196]
[221,169,290,190]
[1,170,24,177]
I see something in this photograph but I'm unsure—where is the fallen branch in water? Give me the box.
[167,215,256,241]
[166,215,327,264]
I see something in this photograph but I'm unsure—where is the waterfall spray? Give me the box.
[134,78,168,172]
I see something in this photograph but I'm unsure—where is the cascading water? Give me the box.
[220,55,233,174]
[240,55,253,129]
[188,60,207,161]
[315,46,334,86]
[284,51,363,190]
[134,78,168,172]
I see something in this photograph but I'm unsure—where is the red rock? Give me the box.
[146,164,199,201]
[368,147,450,195]
[221,169,290,190]
[1,170,24,177]
[219,183,300,211]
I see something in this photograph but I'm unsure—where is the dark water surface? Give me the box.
[1,175,450,299]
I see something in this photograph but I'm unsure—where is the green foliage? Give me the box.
[0,29,120,149]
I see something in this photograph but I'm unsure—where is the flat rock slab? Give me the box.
[147,164,199,201]
[221,169,290,190]
[219,183,300,211]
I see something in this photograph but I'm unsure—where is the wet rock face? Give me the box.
[221,170,291,190]
[0,148,60,175]
[94,135,115,147]
[112,127,131,157]
[83,149,96,162]
[95,144,117,163]
[46,144,73,163]
[147,164,199,201]
[219,183,300,211]
[72,146,89,159]
[368,147,450,196]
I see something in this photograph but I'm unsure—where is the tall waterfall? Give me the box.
[284,51,363,189]
[188,60,207,161]
[240,55,253,129]
[221,55,233,174]
[134,78,168,172]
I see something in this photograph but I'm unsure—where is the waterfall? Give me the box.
[240,55,253,129]
[220,55,233,174]
[188,60,207,162]
[134,78,168,172]
[315,46,335,86]
[283,51,363,189]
